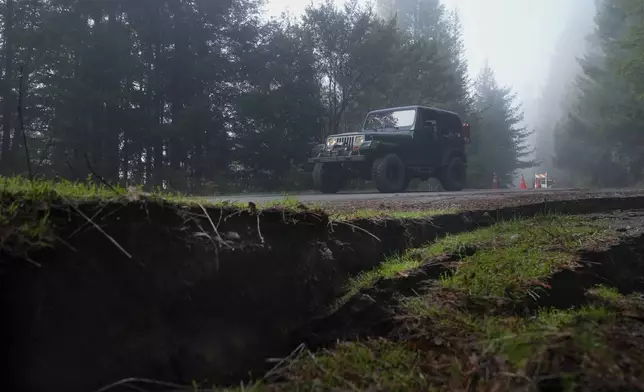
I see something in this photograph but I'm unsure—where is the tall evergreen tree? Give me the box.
[553,0,644,186]
[469,64,534,188]
[0,0,539,193]
[533,0,596,179]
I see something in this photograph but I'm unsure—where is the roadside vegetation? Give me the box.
[4,176,644,391]
[221,214,644,392]
[0,176,456,239]
[338,215,616,305]
[536,0,644,188]
[0,176,457,266]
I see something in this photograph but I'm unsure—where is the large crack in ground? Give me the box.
[261,210,644,392]
[3,197,644,391]
[304,217,644,346]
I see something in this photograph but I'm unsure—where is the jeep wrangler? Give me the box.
[308,105,471,193]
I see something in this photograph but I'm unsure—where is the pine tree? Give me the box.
[553,0,644,186]
[469,64,534,188]
[0,0,485,193]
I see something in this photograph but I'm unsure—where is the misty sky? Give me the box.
[264,0,580,125]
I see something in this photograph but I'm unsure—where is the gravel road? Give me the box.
[205,188,644,212]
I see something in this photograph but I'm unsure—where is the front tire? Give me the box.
[312,163,344,194]
[371,153,407,193]
[439,156,466,191]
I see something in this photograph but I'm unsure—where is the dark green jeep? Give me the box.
[308,105,471,193]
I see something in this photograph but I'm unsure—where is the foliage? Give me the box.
[0,0,532,192]
[552,0,644,187]
[468,65,535,187]
[341,214,615,304]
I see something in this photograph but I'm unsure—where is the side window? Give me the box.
[419,110,438,140]
[435,112,448,136]
[440,114,461,138]
[421,110,437,131]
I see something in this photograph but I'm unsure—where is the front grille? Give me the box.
[335,136,355,148]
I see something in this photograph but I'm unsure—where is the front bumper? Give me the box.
[308,154,367,163]
[308,143,368,163]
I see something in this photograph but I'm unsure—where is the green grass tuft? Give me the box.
[587,285,624,301]
[341,214,618,301]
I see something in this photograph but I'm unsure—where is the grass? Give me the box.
[0,176,196,261]
[341,214,618,303]
[241,221,642,392]
[242,299,634,392]
[0,176,454,216]
[242,214,641,392]
[7,176,641,391]
[0,176,458,267]
[0,175,196,204]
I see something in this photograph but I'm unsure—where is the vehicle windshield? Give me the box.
[363,109,416,131]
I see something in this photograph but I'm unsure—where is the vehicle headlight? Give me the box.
[326,137,337,147]
[354,135,365,146]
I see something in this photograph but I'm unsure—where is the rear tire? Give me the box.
[371,153,407,193]
[439,156,466,191]
[313,163,344,194]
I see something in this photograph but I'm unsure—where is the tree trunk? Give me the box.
[1,0,15,168]
[103,8,121,183]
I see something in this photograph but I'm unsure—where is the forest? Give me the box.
[2,0,638,193]
[541,0,644,188]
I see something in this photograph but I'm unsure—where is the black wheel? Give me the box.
[371,153,407,193]
[312,163,344,193]
[439,156,466,191]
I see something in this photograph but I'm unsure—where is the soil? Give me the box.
[2,198,644,391]
[275,210,644,392]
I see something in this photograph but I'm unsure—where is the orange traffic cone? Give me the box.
[492,173,499,189]
[520,174,527,189]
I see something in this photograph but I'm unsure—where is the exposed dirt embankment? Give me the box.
[277,211,644,392]
[2,195,644,391]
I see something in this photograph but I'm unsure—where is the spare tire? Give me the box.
[371,153,407,193]
[312,163,344,194]
[439,156,466,191]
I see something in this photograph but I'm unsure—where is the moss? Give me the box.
[587,284,623,301]
[439,215,616,298]
[342,214,618,301]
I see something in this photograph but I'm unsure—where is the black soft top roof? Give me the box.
[367,105,461,118]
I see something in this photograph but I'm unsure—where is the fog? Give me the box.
[266,0,598,185]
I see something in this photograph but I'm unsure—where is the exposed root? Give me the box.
[93,378,187,392]
[57,194,133,261]
[197,203,228,247]
[257,214,265,244]
[330,219,381,242]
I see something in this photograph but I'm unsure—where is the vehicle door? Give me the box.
[436,112,463,162]
[412,108,440,167]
